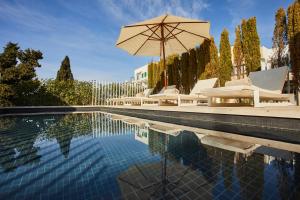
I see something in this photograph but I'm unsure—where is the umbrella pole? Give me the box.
[161,24,167,88]
[162,41,167,88]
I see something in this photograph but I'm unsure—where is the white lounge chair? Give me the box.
[123,88,159,106]
[201,67,294,107]
[149,78,218,106]
[108,88,157,106]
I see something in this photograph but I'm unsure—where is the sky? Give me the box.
[0,0,294,81]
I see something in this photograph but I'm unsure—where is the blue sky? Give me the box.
[0,0,294,81]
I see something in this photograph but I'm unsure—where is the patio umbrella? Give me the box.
[116,14,210,87]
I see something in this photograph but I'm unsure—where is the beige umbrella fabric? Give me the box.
[116,14,210,87]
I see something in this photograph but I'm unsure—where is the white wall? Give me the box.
[133,64,148,87]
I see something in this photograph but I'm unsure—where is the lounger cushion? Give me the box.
[143,88,153,97]
[164,88,179,94]
[135,92,144,97]
[158,85,177,94]
[190,78,218,95]
[225,78,252,87]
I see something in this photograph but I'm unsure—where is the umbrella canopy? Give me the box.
[116,14,211,87]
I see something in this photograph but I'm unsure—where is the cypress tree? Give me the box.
[196,42,209,79]
[159,60,164,89]
[241,17,261,74]
[167,63,173,86]
[233,26,244,79]
[200,38,219,80]
[56,56,74,81]
[189,48,198,89]
[180,52,189,94]
[219,29,233,86]
[152,62,158,90]
[173,56,180,88]
[152,62,157,88]
[288,1,300,90]
[166,55,177,86]
[272,8,288,68]
[150,62,155,88]
[147,62,153,88]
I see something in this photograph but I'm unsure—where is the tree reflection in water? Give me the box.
[46,114,93,158]
[0,117,43,172]
[0,114,93,172]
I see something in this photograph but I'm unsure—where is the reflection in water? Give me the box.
[122,118,299,199]
[236,153,264,199]
[0,113,299,200]
[0,117,42,172]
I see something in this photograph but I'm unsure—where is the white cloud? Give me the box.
[0,1,116,55]
[98,0,210,24]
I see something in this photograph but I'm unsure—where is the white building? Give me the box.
[231,46,276,79]
[260,46,274,71]
[133,64,148,87]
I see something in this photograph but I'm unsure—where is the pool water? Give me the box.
[0,112,299,200]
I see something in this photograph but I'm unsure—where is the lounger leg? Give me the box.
[253,90,261,107]
[158,99,162,106]
[141,98,143,106]
[178,96,181,106]
[208,97,213,106]
[193,100,197,105]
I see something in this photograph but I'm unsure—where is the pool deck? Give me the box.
[105,105,300,119]
[1,105,299,118]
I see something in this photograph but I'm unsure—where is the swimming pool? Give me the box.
[0,112,299,200]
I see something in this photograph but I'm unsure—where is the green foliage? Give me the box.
[56,56,74,81]
[199,38,220,80]
[0,42,43,106]
[180,52,190,94]
[173,56,181,88]
[0,84,14,106]
[189,49,197,90]
[272,8,288,68]
[42,79,92,105]
[219,29,232,86]
[241,17,261,74]
[233,26,244,79]
[0,42,19,72]
[288,1,300,88]
[148,62,154,88]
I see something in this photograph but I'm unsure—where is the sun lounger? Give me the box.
[201,67,294,107]
[149,78,218,106]
[123,88,159,105]
[109,88,157,106]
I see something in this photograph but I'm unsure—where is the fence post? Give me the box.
[91,80,94,106]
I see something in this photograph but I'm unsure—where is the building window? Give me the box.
[144,72,147,77]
